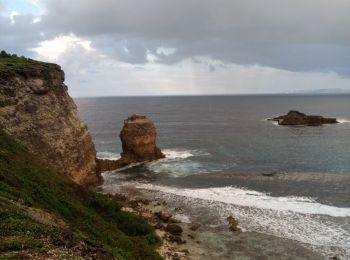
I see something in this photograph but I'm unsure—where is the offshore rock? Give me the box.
[269,110,338,126]
[97,114,164,172]
[119,114,165,165]
[0,64,101,185]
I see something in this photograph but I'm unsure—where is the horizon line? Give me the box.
[72,93,350,99]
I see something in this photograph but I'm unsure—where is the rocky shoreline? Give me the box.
[105,190,198,260]
[99,180,325,260]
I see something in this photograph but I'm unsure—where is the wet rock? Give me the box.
[153,221,164,229]
[155,211,173,222]
[97,158,121,172]
[262,171,277,177]
[226,215,241,232]
[165,224,183,236]
[166,234,186,244]
[269,110,338,126]
[174,207,183,212]
[187,234,195,239]
[136,198,150,205]
[169,217,181,224]
[180,249,189,254]
[113,193,127,202]
[189,223,201,231]
[128,200,139,209]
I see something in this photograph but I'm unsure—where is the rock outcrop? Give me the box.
[119,114,165,164]
[0,63,101,185]
[269,110,338,126]
[98,114,164,171]
[226,216,241,232]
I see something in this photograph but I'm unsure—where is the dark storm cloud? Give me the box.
[2,0,350,75]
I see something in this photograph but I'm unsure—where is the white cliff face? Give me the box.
[0,64,101,185]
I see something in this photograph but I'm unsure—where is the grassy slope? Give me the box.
[0,54,46,72]
[0,131,162,259]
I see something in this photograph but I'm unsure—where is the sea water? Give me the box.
[76,95,350,258]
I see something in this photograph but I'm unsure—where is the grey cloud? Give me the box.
[0,14,43,56]
[2,0,350,75]
[39,0,350,75]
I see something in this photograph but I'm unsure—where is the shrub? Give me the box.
[0,131,162,259]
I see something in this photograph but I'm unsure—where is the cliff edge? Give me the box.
[0,58,101,185]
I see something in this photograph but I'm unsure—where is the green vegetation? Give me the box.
[0,50,47,72]
[0,131,162,259]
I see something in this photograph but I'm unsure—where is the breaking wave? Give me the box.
[338,118,350,124]
[147,149,217,177]
[135,183,350,258]
[97,151,121,160]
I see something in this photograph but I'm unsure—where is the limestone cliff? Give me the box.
[0,63,101,185]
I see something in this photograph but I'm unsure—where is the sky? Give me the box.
[0,0,349,97]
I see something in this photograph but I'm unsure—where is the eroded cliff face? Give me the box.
[0,64,101,185]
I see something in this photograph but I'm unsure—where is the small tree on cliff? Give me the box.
[0,50,11,58]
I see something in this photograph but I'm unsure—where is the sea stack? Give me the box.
[98,114,165,171]
[269,110,338,126]
[119,114,165,166]
[0,63,101,185]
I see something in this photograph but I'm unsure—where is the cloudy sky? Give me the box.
[1,0,350,97]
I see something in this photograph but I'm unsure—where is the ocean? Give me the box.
[75,95,350,259]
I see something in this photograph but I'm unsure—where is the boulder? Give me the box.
[269,110,338,126]
[165,224,183,236]
[189,223,201,231]
[154,211,173,222]
[166,235,186,244]
[226,216,241,232]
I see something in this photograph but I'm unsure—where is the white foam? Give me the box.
[172,213,191,223]
[161,149,211,160]
[338,118,350,123]
[136,184,350,217]
[146,149,213,177]
[149,161,206,177]
[133,183,350,258]
[162,149,194,160]
[97,151,121,160]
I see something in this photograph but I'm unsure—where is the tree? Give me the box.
[0,50,10,57]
